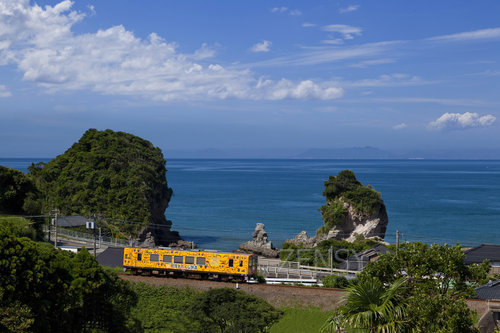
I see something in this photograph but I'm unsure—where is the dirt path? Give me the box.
[119,273,346,310]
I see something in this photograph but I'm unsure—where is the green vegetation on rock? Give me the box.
[319,170,382,233]
[28,128,173,237]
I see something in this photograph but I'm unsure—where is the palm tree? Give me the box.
[321,277,409,333]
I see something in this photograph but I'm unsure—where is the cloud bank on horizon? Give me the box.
[429,112,496,131]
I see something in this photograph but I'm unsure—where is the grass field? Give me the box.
[270,306,332,333]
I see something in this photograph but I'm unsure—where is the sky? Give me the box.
[0,0,499,158]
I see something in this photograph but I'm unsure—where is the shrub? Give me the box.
[322,275,349,289]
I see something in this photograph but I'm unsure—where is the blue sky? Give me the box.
[0,0,499,158]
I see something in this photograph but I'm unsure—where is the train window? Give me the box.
[229,259,234,267]
[162,255,172,263]
[196,257,206,266]
[249,257,252,266]
[137,253,142,261]
[150,254,159,262]
[174,256,184,264]
[239,260,243,267]
[185,256,195,264]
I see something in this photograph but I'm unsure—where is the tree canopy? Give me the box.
[0,217,136,332]
[0,166,41,215]
[331,242,491,332]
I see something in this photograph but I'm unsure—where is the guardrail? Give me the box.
[43,226,130,247]
[258,258,359,279]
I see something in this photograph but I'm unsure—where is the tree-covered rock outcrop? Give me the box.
[287,170,388,247]
[28,128,181,245]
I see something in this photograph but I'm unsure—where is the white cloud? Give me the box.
[371,97,491,107]
[322,24,362,40]
[321,39,344,45]
[271,7,288,13]
[429,27,500,42]
[349,58,395,68]
[393,123,407,130]
[339,5,360,14]
[428,112,496,130]
[0,84,11,97]
[251,41,400,68]
[472,69,500,76]
[0,0,342,102]
[345,74,429,88]
[302,23,316,28]
[251,40,272,53]
[256,78,344,100]
[271,7,300,16]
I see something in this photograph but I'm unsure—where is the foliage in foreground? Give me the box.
[0,217,136,332]
[323,242,490,332]
[322,275,350,289]
[0,218,282,332]
[322,277,408,333]
[192,288,283,333]
[269,306,331,333]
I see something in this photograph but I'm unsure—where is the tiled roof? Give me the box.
[464,244,500,264]
[474,279,500,300]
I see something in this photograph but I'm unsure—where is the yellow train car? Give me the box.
[123,247,258,281]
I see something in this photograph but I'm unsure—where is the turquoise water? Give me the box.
[2,158,500,250]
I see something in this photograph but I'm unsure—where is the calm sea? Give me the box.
[2,158,500,251]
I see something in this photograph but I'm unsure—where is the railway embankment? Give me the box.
[118,273,346,310]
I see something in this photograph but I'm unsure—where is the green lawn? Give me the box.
[270,306,332,333]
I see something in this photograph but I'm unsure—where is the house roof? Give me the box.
[464,244,500,264]
[474,279,500,300]
[339,244,392,271]
[96,247,124,268]
[56,215,89,227]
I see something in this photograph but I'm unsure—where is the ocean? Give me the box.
[2,158,500,251]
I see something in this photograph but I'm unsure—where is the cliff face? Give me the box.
[287,170,388,247]
[29,128,182,246]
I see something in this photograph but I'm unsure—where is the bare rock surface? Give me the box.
[287,199,388,247]
[239,223,279,257]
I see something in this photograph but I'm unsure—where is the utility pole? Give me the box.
[53,208,59,249]
[98,227,101,249]
[330,246,333,274]
[47,211,51,243]
[396,230,400,253]
[93,215,97,257]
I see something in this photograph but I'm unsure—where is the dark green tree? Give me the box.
[0,217,136,332]
[191,288,282,333]
[357,242,489,332]
[0,165,41,215]
[322,277,409,333]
